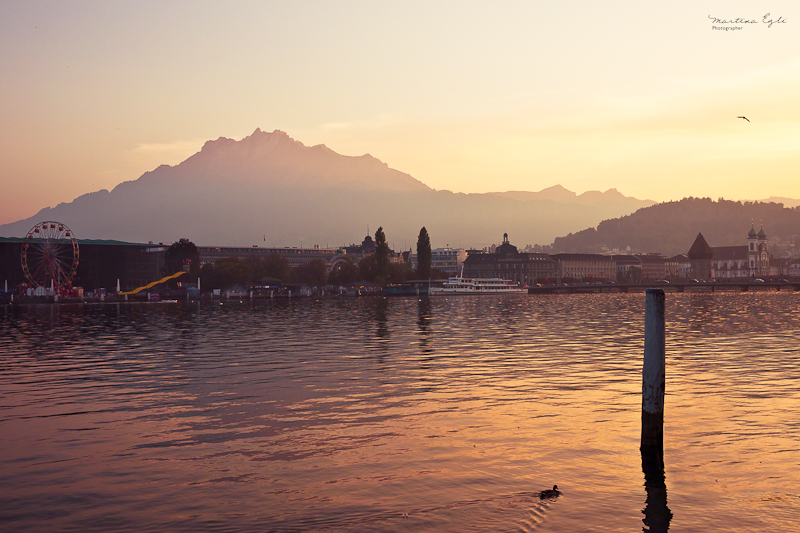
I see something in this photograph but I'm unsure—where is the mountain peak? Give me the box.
[145,128,431,193]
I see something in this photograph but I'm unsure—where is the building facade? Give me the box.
[431,247,467,274]
[613,255,642,281]
[636,254,667,280]
[665,254,691,279]
[198,244,339,268]
[708,225,771,279]
[710,246,749,279]
[550,253,615,282]
[463,233,557,285]
[198,233,409,275]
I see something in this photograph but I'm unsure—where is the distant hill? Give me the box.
[0,129,654,249]
[551,197,800,256]
[489,185,648,207]
[758,196,800,209]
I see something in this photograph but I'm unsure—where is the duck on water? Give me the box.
[540,485,562,499]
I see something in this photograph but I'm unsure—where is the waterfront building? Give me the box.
[550,253,615,282]
[769,257,788,278]
[431,247,466,274]
[636,254,667,280]
[710,246,749,279]
[463,233,557,285]
[198,233,407,275]
[665,254,691,279]
[197,244,339,269]
[613,254,642,281]
[787,259,800,278]
[708,225,770,279]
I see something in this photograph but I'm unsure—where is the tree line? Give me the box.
[165,227,442,289]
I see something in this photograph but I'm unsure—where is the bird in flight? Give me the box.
[737,116,750,122]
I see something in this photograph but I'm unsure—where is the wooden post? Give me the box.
[642,288,665,450]
[641,288,671,531]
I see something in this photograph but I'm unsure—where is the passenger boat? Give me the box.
[429,275,527,295]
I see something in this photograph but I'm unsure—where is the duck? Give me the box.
[540,485,562,499]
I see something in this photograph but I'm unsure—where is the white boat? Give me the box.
[429,275,527,295]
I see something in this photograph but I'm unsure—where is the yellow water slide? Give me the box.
[120,272,186,295]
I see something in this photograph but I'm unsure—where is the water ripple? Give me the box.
[2,293,800,531]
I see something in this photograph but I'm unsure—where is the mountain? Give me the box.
[551,197,800,256]
[132,128,431,192]
[758,196,800,208]
[489,185,646,206]
[0,129,653,249]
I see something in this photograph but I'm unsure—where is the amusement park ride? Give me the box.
[20,221,80,294]
[119,271,186,296]
[16,220,185,298]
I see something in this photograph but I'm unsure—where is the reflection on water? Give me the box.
[1,293,800,532]
[641,444,672,532]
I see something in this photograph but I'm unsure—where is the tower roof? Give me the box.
[687,232,714,259]
[757,226,767,239]
[496,232,518,257]
[748,225,757,238]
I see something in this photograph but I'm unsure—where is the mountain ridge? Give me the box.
[0,129,657,248]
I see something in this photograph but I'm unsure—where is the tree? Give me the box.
[358,254,377,282]
[293,258,327,287]
[388,261,412,283]
[165,238,200,277]
[374,226,390,284]
[328,260,359,286]
[198,263,220,290]
[208,257,247,288]
[263,253,290,281]
[416,227,431,279]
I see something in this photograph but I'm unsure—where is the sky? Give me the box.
[2,0,800,225]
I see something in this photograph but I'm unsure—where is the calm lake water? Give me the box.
[1,292,799,532]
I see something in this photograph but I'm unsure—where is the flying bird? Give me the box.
[737,116,750,122]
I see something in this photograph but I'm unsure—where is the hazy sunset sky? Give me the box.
[2,0,799,225]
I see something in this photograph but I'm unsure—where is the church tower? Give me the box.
[746,225,768,277]
[756,226,768,276]
[747,225,758,277]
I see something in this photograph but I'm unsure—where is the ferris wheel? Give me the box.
[20,221,80,291]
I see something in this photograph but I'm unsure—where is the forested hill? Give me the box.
[551,198,800,256]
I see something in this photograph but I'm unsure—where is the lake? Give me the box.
[1,292,799,532]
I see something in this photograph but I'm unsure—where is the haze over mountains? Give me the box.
[0,129,656,249]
